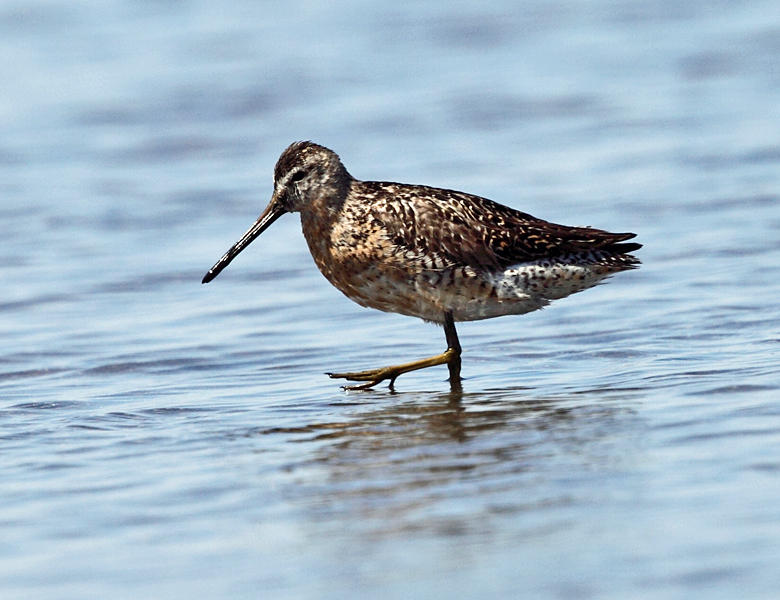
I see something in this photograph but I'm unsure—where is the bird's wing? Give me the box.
[367,181,640,270]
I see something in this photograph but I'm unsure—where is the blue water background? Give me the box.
[1,1,779,598]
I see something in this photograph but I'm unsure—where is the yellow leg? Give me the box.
[327,311,462,390]
[327,348,458,390]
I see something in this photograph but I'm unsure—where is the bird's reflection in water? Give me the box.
[262,386,640,538]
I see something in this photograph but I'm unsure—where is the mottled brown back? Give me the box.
[361,181,641,272]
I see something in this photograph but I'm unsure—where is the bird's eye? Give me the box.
[290,170,305,183]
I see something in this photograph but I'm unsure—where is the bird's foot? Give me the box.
[326,366,401,391]
[327,348,459,391]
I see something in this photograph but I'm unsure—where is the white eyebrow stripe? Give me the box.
[280,166,308,188]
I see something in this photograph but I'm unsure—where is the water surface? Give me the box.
[1,1,779,598]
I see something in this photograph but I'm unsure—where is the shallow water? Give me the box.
[1,1,779,598]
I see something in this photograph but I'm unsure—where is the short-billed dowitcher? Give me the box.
[203,141,641,390]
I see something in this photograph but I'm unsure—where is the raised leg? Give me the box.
[327,311,463,390]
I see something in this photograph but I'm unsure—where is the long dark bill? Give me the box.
[201,200,286,284]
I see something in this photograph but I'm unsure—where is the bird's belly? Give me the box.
[321,258,613,324]
[305,216,617,324]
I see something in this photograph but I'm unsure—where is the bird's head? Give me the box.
[202,141,350,284]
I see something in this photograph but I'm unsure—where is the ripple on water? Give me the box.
[1,1,779,598]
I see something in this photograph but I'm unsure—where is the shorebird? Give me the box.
[203,141,641,390]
